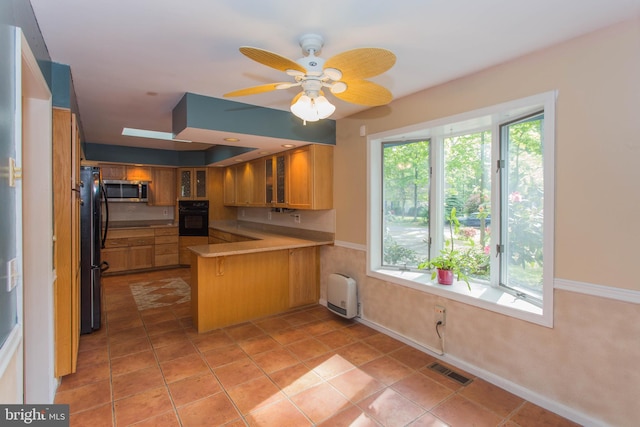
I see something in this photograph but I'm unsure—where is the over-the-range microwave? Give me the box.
[103,180,149,202]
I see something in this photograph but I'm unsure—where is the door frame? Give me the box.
[0,26,53,404]
[20,28,55,403]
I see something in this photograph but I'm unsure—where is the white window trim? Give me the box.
[367,91,556,327]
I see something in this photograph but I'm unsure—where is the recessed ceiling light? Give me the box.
[281,144,296,148]
[122,127,191,142]
[224,137,240,142]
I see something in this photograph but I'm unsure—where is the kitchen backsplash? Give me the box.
[238,207,335,233]
[107,203,175,222]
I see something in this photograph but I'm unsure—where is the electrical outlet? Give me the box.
[267,211,272,220]
[163,208,168,216]
[434,305,446,326]
[293,214,301,224]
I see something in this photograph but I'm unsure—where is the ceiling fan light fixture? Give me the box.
[290,94,335,123]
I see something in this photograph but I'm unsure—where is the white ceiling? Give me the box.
[30,0,640,161]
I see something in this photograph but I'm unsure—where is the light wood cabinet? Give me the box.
[236,159,265,206]
[53,108,81,377]
[192,250,289,332]
[129,245,154,270]
[223,144,333,210]
[100,163,126,180]
[102,228,155,273]
[223,166,237,205]
[179,236,208,265]
[154,227,179,267]
[178,168,207,200]
[287,144,333,210]
[99,164,152,181]
[149,167,176,206]
[126,166,152,181]
[288,246,319,308]
[191,245,322,332]
[101,247,129,273]
[265,154,287,206]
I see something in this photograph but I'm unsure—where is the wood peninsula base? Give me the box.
[190,246,319,333]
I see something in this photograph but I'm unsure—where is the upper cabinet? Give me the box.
[265,153,287,207]
[100,164,126,180]
[224,144,333,210]
[287,144,333,210]
[126,166,152,181]
[223,166,237,205]
[236,159,266,206]
[100,163,152,181]
[178,167,207,200]
[149,167,176,206]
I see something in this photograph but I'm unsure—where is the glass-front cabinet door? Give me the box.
[275,154,286,205]
[179,169,192,199]
[265,157,273,204]
[265,154,286,206]
[195,169,207,199]
[178,168,207,200]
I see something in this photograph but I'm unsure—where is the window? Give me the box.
[368,92,556,326]
[500,113,545,301]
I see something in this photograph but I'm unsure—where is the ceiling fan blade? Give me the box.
[223,83,288,97]
[290,92,303,105]
[239,47,307,74]
[325,48,396,80]
[332,80,393,106]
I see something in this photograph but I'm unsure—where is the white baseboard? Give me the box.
[319,299,607,427]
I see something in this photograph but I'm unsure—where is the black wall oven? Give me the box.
[178,200,209,236]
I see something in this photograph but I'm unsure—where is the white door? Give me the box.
[0,24,24,403]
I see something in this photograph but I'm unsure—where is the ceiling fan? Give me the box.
[223,34,396,123]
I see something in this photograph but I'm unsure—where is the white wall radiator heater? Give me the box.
[327,273,358,319]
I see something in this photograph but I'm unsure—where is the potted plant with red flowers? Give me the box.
[419,208,472,290]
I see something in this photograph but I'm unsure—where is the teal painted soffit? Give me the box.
[173,92,336,146]
[84,142,255,167]
[51,62,71,108]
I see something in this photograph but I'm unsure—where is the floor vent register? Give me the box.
[427,362,473,386]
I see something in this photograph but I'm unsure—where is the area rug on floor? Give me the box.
[129,277,190,311]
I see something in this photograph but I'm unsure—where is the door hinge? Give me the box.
[496,244,504,256]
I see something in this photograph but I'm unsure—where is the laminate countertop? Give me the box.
[189,221,334,258]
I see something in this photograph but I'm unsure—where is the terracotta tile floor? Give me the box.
[55,268,581,426]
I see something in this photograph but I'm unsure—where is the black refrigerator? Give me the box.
[79,166,109,334]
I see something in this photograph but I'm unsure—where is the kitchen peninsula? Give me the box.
[189,222,333,332]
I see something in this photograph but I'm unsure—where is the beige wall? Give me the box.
[325,18,640,427]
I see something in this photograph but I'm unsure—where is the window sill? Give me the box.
[370,268,551,327]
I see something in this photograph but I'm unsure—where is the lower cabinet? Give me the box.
[102,229,155,273]
[191,246,321,332]
[101,246,129,273]
[103,227,180,273]
[179,236,209,266]
[154,227,179,267]
[288,246,319,308]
